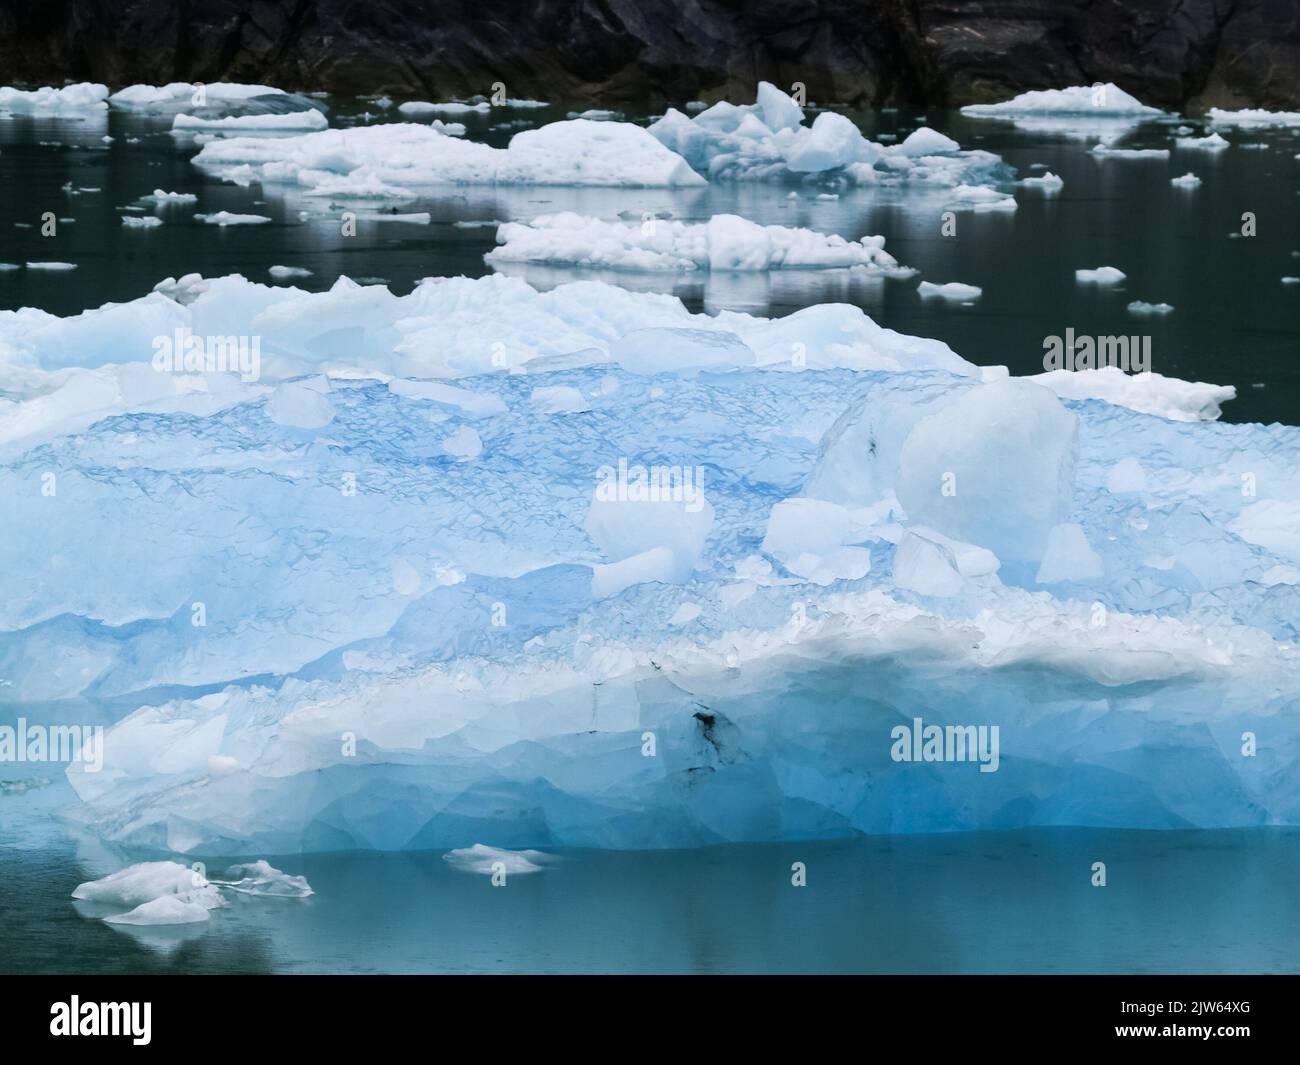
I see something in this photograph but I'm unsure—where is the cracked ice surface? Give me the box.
[0,274,1294,853]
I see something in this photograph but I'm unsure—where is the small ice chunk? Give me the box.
[443,844,553,875]
[213,860,314,897]
[104,895,213,926]
[918,281,982,302]
[194,211,272,226]
[269,265,313,279]
[1170,172,1202,188]
[121,216,163,229]
[1036,523,1104,584]
[1127,300,1174,316]
[1076,266,1126,284]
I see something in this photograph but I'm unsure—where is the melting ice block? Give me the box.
[895,379,1078,564]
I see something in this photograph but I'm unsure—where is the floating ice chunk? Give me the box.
[266,377,335,428]
[443,844,553,875]
[1090,144,1170,159]
[194,120,704,191]
[612,327,756,375]
[1127,300,1174,316]
[649,83,1009,187]
[896,379,1077,564]
[946,184,1017,211]
[918,281,981,301]
[1207,107,1300,127]
[443,425,483,460]
[962,84,1163,118]
[121,216,163,229]
[110,83,289,111]
[1031,368,1233,422]
[784,112,870,172]
[1075,266,1126,284]
[1176,132,1230,150]
[399,100,490,115]
[143,189,198,204]
[25,262,77,271]
[194,211,272,226]
[213,860,314,897]
[896,127,960,156]
[487,211,909,274]
[173,110,327,131]
[756,81,805,132]
[73,861,222,911]
[1170,172,1202,188]
[0,82,109,113]
[104,896,215,926]
[1036,523,1104,583]
[1020,171,1064,189]
[269,265,313,279]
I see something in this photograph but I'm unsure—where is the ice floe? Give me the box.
[192,118,706,190]
[486,212,913,274]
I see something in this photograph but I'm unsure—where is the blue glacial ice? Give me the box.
[0,271,1296,854]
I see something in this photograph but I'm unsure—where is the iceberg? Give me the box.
[2,273,1289,854]
[0,82,109,114]
[1207,108,1300,127]
[443,844,554,875]
[486,212,913,274]
[962,84,1164,119]
[649,83,1012,187]
[173,110,328,132]
[191,119,706,190]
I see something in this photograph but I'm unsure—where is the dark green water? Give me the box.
[0,99,1295,423]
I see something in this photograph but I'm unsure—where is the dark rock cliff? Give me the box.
[1,0,1296,111]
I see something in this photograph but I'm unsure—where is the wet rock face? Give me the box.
[0,0,1296,110]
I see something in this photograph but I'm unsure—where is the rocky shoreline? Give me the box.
[1,0,1296,111]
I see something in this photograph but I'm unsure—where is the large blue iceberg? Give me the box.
[1,272,1296,854]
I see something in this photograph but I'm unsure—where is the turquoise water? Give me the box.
[2,780,1298,973]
